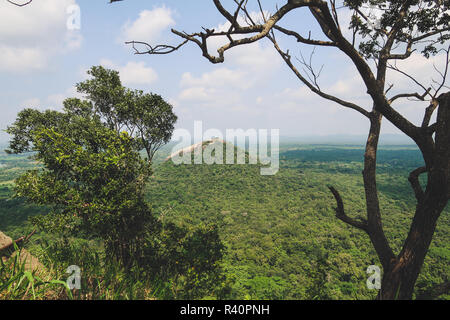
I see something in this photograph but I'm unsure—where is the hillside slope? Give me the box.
[146,146,449,299]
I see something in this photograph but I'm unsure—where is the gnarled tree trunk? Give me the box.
[377,92,450,299]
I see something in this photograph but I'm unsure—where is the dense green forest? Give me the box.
[2,0,449,302]
[1,143,448,299]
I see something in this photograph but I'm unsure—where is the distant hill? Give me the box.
[279,134,416,145]
[146,145,448,299]
[163,138,255,164]
[0,142,447,299]
[165,138,228,161]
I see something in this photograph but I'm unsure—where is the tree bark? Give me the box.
[377,92,450,300]
[363,111,396,270]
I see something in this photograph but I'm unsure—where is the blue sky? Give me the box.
[0,0,446,143]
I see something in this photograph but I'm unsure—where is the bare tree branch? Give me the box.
[411,27,450,43]
[271,38,371,118]
[430,45,450,98]
[125,40,189,55]
[328,186,369,232]
[6,0,32,6]
[388,88,431,104]
[297,47,324,90]
[387,62,434,100]
[387,42,415,60]
[422,98,439,128]
[408,166,427,201]
[273,25,336,46]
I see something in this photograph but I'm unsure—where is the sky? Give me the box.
[0,0,447,144]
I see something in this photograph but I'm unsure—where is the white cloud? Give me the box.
[228,42,281,73]
[176,15,283,108]
[120,62,158,85]
[386,52,449,92]
[18,87,80,113]
[0,47,47,72]
[328,75,365,98]
[171,11,288,130]
[46,86,81,108]
[0,0,82,73]
[181,68,248,89]
[44,60,159,111]
[205,13,281,73]
[176,63,269,111]
[120,7,175,43]
[179,87,212,102]
[183,40,280,86]
[99,59,158,86]
[21,98,41,108]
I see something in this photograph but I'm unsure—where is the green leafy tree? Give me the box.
[7,66,177,164]
[76,66,177,162]
[10,110,152,267]
[6,67,225,298]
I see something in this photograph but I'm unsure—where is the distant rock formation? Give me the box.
[165,138,256,164]
[0,230,43,272]
[165,138,227,161]
[0,231,12,251]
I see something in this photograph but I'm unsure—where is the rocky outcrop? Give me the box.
[0,230,43,272]
[165,138,227,161]
[0,231,12,251]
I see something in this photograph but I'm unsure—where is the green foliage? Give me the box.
[33,236,154,300]
[2,65,224,300]
[11,115,152,267]
[345,0,449,58]
[0,243,71,300]
[146,144,449,300]
[1,138,448,299]
[75,65,177,161]
[5,65,176,268]
[5,109,68,155]
[7,65,177,163]
[138,223,228,299]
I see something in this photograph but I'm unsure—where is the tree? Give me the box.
[6,67,226,297]
[5,65,177,266]
[119,0,450,299]
[7,66,176,163]
[75,66,177,162]
[8,105,153,266]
